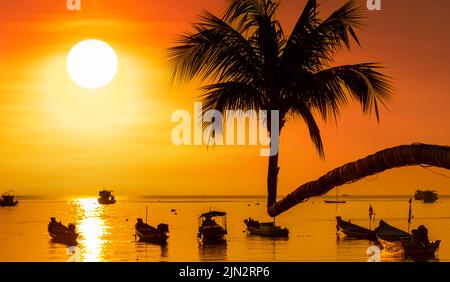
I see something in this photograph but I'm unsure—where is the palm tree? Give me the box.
[168,0,393,214]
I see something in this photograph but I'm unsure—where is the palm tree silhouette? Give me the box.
[168,0,393,214]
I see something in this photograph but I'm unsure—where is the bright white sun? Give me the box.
[66,39,119,89]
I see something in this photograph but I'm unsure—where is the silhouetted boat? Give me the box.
[135,218,169,244]
[324,187,346,204]
[197,211,227,244]
[401,237,441,259]
[375,220,411,249]
[98,190,116,205]
[244,218,289,238]
[48,217,78,245]
[414,190,438,203]
[336,216,376,240]
[0,191,18,207]
[401,224,441,259]
[325,200,346,204]
[422,191,438,203]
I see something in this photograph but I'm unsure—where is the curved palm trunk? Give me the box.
[267,144,450,217]
[267,153,280,209]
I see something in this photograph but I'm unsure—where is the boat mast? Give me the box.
[145,206,148,224]
[408,198,413,233]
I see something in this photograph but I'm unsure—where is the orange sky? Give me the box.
[0,0,449,196]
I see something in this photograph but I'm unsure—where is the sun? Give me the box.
[66,39,119,89]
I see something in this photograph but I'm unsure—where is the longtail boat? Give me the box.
[48,217,78,246]
[244,218,289,238]
[336,216,376,240]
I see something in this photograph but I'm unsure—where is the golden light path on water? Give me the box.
[75,198,107,262]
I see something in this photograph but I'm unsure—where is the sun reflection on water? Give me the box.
[75,198,107,262]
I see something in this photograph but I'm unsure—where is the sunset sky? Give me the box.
[0,0,449,197]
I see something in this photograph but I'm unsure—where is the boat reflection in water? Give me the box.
[198,244,227,261]
[75,198,108,262]
[135,242,169,261]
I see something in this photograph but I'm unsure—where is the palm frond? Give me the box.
[166,11,262,86]
[287,99,325,159]
[315,63,393,121]
[281,0,365,72]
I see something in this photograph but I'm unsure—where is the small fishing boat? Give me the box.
[244,218,289,238]
[197,211,227,245]
[325,200,346,204]
[324,187,346,204]
[401,225,440,259]
[336,216,376,240]
[375,220,411,250]
[135,218,169,244]
[414,190,438,203]
[98,190,116,205]
[0,191,18,207]
[401,238,441,259]
[48,217,78,245]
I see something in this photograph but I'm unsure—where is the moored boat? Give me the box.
[401,225,441,259]
[98,190,116,205]
[198,211,227,245]
[135,218,169,244]
[414,190,438,203]
[324,187,346,204]
[48,217,78,245]
[422,191,438,203]
[325,200,346,204]
[244,218,289,238]
[401,238,440,259]
[0,191,19,207]
[375,220,411,250]
[336,216,376,240]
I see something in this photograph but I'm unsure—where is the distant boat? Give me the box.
[197,210,227,245]
[325,200,346,204]
[414,190,438,203]
[324,187,346,204]
[48,217,78,246]
[244,218,289,238]
[336,216,376,240]
[135,218,169,245]
[0,191,18,207]
[98,190,116,205]
[375,220,411,250]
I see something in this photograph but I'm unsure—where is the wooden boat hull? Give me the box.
[401,238,440,259]
[375,220,411,250]
[49,232,78,246]
[199,225,226,245]
[247,226,289,238]
[136,229,168,244]
[98,198,116,205]
[324,200,346,204]
[336,217,376,240]
[245,220,289,238]
[0,201,18,207]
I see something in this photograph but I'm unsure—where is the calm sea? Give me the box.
[0,195,449,262]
